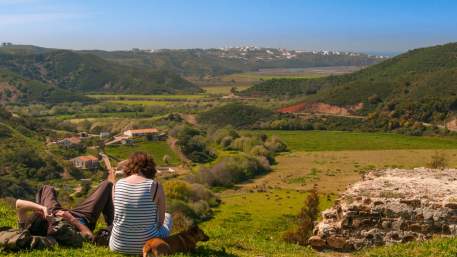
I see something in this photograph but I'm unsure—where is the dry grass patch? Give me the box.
[241,149,457,194]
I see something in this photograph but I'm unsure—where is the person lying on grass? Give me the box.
[15,154,117,242]
[109,152,173,255]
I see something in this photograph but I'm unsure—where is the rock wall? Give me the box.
[310,168,457,251]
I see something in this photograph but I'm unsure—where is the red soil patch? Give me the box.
[277,102,363,115]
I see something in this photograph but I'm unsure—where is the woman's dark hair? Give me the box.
[124,152,157,179]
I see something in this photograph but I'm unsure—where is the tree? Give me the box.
[163,154,171,165]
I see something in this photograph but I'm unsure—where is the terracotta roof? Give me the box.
[126,128,159,134]
[75,155,98,161]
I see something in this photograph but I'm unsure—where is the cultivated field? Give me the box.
[106,141,180,165]
[191,66,361,95]
[260,130,457,152]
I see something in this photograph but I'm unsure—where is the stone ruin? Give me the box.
[309,168,457,251]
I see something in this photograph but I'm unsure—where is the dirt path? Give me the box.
[181,113,198,125]
[167,137,190,164]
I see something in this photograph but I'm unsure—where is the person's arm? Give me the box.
[16,199,49,223]
[101,153,116,182]
[55,210,94,241]
[153,183,166,226]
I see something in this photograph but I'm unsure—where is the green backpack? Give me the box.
[47,217,84,248]
[0,227,32,251]
[0,227,58,252]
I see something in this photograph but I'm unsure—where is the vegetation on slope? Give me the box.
[243,43,457,127]
[198,103,274,128]
[0,108,65,198]
[0,69,94,104]
[0,45,202,96]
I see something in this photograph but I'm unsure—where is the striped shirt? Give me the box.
[109,178,161,255]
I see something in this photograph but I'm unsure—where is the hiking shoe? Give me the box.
[30,236,57,250]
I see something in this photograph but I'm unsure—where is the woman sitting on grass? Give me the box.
[109,152,173,255]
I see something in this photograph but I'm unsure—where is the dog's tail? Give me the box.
[143,239,171,257]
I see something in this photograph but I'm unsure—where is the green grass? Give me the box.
[197,190,333,257]
[2,189,457,257]
[0,199,16,228]
[202,85,250,94]
[106,141,179,165]
[225,72,324,80]
[356,237,457,257]
[257,130,457,152]
[107,100,173,106]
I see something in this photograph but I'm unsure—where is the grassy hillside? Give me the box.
[0,69,93,104]
[242,43,457,123]
[2,188,457,256]
[0,108,65,199]
[0,45,202,96]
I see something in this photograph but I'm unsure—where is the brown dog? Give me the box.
[143,225,209,257]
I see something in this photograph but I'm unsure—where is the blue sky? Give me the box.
[1,0,457,54]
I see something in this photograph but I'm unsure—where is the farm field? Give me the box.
[87,94,208,100]
[105,141,180,165]
[242,149,457,193]
[190,66,361,95]
[202,85,251,94]
[106,100,174,106]
[259,130,457,152]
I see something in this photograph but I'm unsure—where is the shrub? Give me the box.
[172,211,194,233]
[428,152,448,169]
[250,145,275,164]
[211,128,240,144]
[167,199,198,220]
[265,136,288,153]
[189,183,219,206]
[162,154,171,165]
[163,180,193,201]
[175,126,215,163]
[283,187,320,246]
[190,200,212,220]
[220,136,234,149]
[230,136,262,152]
[195,155,271,187]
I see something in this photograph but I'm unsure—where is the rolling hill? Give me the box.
[0,107,65,198]
[242,43,457,124]
[82,47,385,77]
[0,68,94,104]
[0,45,202,99]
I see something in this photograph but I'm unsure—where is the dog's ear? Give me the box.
[189,225,209,242]
[188,223,198,233]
